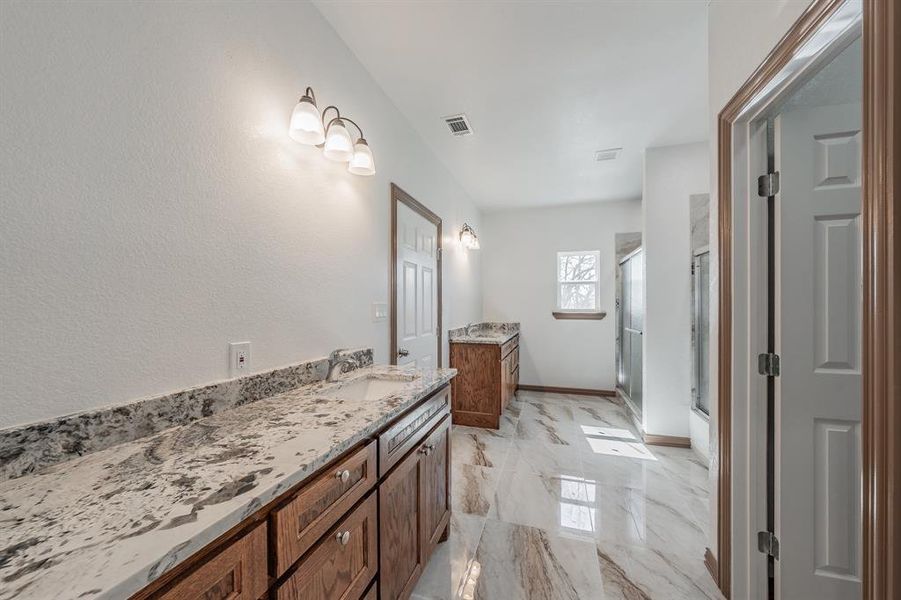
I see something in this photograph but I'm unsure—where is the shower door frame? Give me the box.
[616,246,643,420]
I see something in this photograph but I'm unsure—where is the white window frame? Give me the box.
[556,250,601,312]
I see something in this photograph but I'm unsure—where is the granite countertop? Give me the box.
[0,365,456,600]
[448,322,520,346]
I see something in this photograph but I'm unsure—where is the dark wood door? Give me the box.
[378,445,423,600]
[420,417,451,563]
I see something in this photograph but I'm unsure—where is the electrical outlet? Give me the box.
[371,302,388,322]
[228,342,251,377]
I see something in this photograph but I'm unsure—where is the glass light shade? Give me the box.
[322,120,354,162]
[288,98,325,145]
[348,140,376,176]
[460,228,475,249]
[470,235,480,250]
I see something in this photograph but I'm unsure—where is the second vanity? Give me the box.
[0,356,455,600]
[448,322,520,429]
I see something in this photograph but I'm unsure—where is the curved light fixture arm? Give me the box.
[302,86,317,105]
[339,117,365,142]
[321,105,341,128]
[322,109,365,142]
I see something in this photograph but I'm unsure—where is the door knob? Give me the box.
[397,347,410,357]
[336,531,351,546]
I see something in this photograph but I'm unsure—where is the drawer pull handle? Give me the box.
[336,469,350,483]
[336,530,351,546]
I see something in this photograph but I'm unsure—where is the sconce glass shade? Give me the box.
[288,96,325,145]
[323,120,354,162]
[348,139,376,176]
[459,224,479,250]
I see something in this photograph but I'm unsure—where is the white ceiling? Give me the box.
[314,1,709,211]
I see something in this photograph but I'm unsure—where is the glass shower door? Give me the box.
[617,249,643,416]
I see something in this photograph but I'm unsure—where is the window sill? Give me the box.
[552,311,607,320]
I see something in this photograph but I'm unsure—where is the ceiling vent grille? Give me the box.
[595,147,622,161]
[444,114,473,136]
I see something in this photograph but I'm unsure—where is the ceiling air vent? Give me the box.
[595,147,622,162]
[444,114,473,136]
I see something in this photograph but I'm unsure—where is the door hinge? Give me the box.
[757,531,780,559]
[757,171,780,197]
[758,352,781,377]
[437,247,443,259]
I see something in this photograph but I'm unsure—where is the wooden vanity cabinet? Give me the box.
[134,384,452,600]
[449,335,519,429]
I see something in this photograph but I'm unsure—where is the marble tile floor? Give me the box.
[412,391,724,600]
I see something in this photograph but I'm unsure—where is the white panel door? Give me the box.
[776,102,862,600]
[395,202,438,368]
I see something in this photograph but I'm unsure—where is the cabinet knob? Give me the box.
[336,530,351,546]
[335,469,350,483]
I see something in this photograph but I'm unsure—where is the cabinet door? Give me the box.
[420,416,451,562]
[500,356,509,409]
[378,446,423,600]
[276,494,377,600]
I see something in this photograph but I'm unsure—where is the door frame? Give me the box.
[714,0,900,598]
[389,183,443,367]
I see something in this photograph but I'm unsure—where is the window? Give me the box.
[556,250,601,311]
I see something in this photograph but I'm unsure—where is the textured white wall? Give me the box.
[707,0,812,584]
[642,142,709,438]
[481,200,642,391]
[0,1,482,429]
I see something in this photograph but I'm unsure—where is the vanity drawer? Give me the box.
[500,335,518,359]
[275,493,378,600]
[157,523,267,600]
[271,441,377,577]
[378,385,450,477]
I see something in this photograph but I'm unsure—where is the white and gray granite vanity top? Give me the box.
[448,321,520,345]
[0,365,456,600]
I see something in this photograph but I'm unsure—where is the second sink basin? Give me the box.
[332,376,412,402]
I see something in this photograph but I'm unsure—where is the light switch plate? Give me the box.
[228,342,251,377]
[371,302,388,322]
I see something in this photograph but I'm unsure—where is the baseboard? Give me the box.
[516,384,616,398]
[643,433,692,448]
[704,548,719,585]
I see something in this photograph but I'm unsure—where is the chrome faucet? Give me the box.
[326,349,355,382]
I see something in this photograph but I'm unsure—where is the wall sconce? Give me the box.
[459,223,480,250]
[288,87,376,176]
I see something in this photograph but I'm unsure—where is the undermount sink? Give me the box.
[332,376,412,402]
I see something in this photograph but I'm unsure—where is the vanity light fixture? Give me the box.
[288,87,376,176]
[459,223,480,250]
[288,88,325,145]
